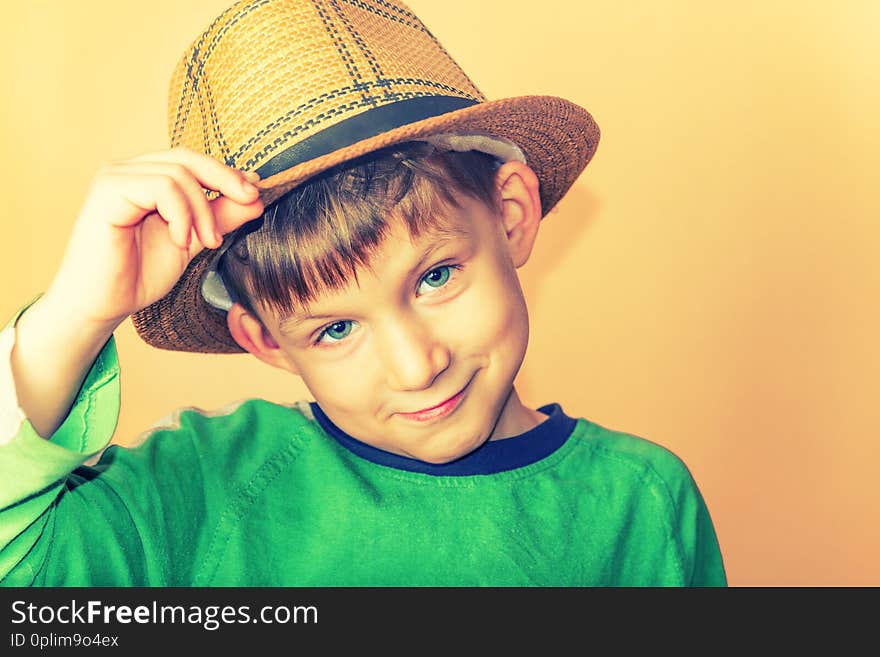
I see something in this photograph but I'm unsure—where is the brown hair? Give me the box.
[217,141,502,323]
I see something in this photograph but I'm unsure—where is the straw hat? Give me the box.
[131,0,600,353]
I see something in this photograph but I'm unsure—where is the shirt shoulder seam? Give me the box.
[570,432,689,584]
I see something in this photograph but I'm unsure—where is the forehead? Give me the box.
[398,203,476,249]
[347,199,481,286]
[374,188,492,267]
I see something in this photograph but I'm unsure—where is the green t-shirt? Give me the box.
[0,312,726,587]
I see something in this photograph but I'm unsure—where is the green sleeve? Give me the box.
[0,300,257,586]
[0,300,121,585]
[670,466,728,586]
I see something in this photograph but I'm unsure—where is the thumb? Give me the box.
[214,194,266,236]
[185,194,264,260]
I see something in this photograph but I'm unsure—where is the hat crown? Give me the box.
[168,0,486,173]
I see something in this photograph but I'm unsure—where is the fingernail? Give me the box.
[242,179,258,195]
[242,170,261,183]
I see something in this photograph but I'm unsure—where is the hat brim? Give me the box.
[131,94,600,353]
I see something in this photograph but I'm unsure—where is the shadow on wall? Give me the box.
[515,180,605,403]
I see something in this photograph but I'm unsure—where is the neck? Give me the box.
[489,387,548,441]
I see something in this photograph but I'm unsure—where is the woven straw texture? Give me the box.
[131,0,600,353]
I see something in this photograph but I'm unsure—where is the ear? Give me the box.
[495,161,543,268]
[226,302,299,375]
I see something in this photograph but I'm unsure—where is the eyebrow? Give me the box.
[278,222,471,336]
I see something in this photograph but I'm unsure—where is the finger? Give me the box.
[184,195,264,261]
[110,161,224,250]
[97,170,195,249]
[128,147,260,206]
[151,176,196,250]
[210,194,266,237]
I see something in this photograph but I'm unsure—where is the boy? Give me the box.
[1,0,726,585]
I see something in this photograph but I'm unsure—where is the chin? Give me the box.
[414,452,460,465]
[413,433,488,465]
[414,449,469,465]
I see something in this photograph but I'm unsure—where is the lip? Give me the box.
[398,380,471,423]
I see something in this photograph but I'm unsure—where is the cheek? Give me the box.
[458,267,529,353]
[499,288,530,359]
[298,359,374,410]
[497,267,531,357]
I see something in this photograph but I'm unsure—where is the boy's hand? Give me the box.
[43,147,264,330]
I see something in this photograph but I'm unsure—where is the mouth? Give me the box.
[397,378,472,423]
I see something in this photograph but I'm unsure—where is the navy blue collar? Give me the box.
[309,402,577,476]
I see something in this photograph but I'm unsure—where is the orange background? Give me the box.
[1,0,877,586]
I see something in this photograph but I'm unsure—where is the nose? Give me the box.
[379,312,451,392]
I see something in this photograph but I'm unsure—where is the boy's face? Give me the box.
[231,162,545,464]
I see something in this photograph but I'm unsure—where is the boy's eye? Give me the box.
[315,320,356,345]
[417,264,460,294]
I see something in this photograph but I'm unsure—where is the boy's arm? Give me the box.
[0,304,121,584]
[1,303,232,587]
[10,295,120,440]
[9,149,262,440]
[1,148,264,585]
